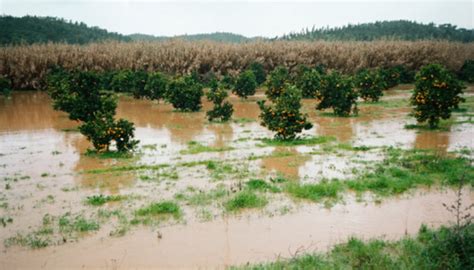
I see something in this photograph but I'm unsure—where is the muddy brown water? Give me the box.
[0,89,473,269]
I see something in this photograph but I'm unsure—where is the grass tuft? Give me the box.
[225,191,267,211]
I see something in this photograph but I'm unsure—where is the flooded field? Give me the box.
[0,86,473,269]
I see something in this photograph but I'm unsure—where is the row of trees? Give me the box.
[280,20,474,43]
[34,61,467,153]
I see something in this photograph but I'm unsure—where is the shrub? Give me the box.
[0,75,12,96]
[144,72,168,100]
[48,69,138,152]
[206,79,234,122]
[459,60,474,83]
[48,70,116,122]
[411,64,465,128]
[316,71,358,116]
[394,65,415,83]
[265,66,290,100]
[233,70,257,99]
[294,66,323,98]
[220,74,235,89]
[258,84,313,140]
[355,69,385,102]
[110,69,147,97]
[167,75,203,111]
[379,67,401,89]
[248,62,266,85]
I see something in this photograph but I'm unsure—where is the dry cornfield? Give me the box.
[1,40,473,89]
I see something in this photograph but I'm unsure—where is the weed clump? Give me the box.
[135,201,181,218]
[225,191,267,211]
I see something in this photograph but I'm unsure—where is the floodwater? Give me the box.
[0,87,473,269]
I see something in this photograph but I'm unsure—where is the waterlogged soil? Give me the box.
[0,86,473,269]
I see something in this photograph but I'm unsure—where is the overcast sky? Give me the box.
[1,1,472,37]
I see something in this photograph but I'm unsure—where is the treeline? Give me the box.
[0,15,131,45]
[280,20,474,43]
[129,32,253,43]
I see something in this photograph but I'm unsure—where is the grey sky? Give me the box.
[1,1,472,37]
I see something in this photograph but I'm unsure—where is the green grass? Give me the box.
[245,179,281,193]
[232,224,474,270]
[175,186,228,206]
[225,191,268,211]
[85,194,125,206]
[259,136,336,147]
[59,213,99,233]
[84,149,134,159]
[180,141,234,155]
[135,201,181,218]
[285,180,343,202]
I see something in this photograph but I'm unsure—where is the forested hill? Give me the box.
[129,32,252,43]
[0,16,131,45]
[279,20,474,42]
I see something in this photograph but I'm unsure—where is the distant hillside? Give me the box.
[129,32,252,43]
[280,20,474,42]
[0,15,131,45]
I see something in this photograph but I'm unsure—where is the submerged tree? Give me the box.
[206,79,234,122]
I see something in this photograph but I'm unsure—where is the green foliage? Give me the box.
[0,15,131,45]
[110,70,148,98]
[258,84,313,140]
[285,180,343,202]
[167,76,204,112]
[47,69,138,152]
[355,69,385,102]
[378,67,401,89]
[86,194,124,206]
[48,70,116,122]
[206,79,234,121]
[78,115,138,152]
[411,64,465,128]
[233,70,257,99]
[280,20,474,42]
[265,66,290,100]
[293,65,323,98]
[135,201,181,218]
[143,72,168,100]
[224,191,268,211]
[459,60,474,83]
[59,213,99,233]
[316,71,358,116]
[248,62,267,85]
[0,75,12,96]
[220,74,235,89]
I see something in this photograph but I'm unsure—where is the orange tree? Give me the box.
[0,75,11,96]
[258,84,312,140]
[167,75,204,111]
[206,79,234,122]
[316,71,358,116]
[355,69,385,102]
[411,64,465,128]
[48,69,138,152]
[233,70,257,99]
[144,71,168,101]
[265,66,289,100]
[293,65,323,99]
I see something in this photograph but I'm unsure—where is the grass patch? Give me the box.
[285,180,343,202]
[84,149,134,159]
[135,201,181,219]
[59,213,99,233]
[245,179,281,193]
[232,224,474,270]
[259,136,336,147]
[225,191,267,211]
[176,186,228,206]
[180,141,234,155]
[85,194,125,206]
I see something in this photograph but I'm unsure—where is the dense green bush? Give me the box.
[110,70,147,97]
[248,62,266,85]
[143,72,168,100]
[167,75,204,112]
[48,69,138,152]
[379,67,401,89]
[293,65,322,98]
[411,64,465,128]
[316,71,358,116]
[258,84,312,140]
[206,79,233,122]
[233,70,257,99]
[394,65,415,83]
[265,66,290,100]
[220,74,235,89]
[459,60,474,83]
[355,69,385,102]
[0,75,12,96]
